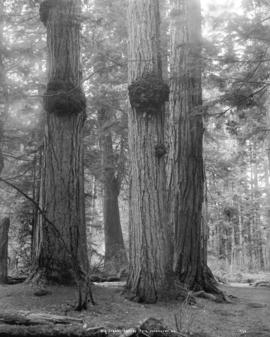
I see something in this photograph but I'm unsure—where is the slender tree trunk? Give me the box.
[265,97,270,271]
[31,148,42,263]
[127,0,173,303]
[201,169,209,266]
[253,147,264,270]
[168,0,220,294]
[32,0,91,310]
[98,109,127,275]
[0,5,10,283]
[248,143,256,269]
[238,199,244,268]
[0,217,10,284]
[0,0,8,175]
[264,160,270,270]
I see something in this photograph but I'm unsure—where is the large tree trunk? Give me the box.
[127,0,173,303]
[168,0,220,294]
[98,109,127,275]
[32,0,91,310]
[0,217,10,284]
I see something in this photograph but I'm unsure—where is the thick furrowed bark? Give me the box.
[0,217,10,284]
[32,0,92,310]
[127,0,173,303]
[168,0,225,298]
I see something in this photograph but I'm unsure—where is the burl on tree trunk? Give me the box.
[0,217,10,284]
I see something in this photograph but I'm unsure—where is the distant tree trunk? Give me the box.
[127,0,173,303]
[265,97,270,271]
[0,217,10,284]
[32,0,91,310]
[201,170,209,267]
[0,6,10,284]
[0,0,8,175]
[98,109,127,275]
[263,160,270,270]
[238,198,244,268]
[168,0,220,294]
[248,142,256,270]
[253,147,264,270]
[31,147,42,263]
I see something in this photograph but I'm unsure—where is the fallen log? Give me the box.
[0,311,83,326]
[0,324,106,337]
[253,281,270,288]
[7,276,27,285]
[0,315,208,337]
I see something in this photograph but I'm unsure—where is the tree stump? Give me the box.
[0,217,10,284]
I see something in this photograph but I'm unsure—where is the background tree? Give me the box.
[0,0,6,175]
[98,108,128,275]
[87,0,128,275]
[202,0,270,274]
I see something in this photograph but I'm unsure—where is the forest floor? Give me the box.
[0,274,270,337]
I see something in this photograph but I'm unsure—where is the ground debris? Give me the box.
[0,310,83,325]
[239,329,270,337]
[0,324,106,337]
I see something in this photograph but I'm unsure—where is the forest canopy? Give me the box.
[0,0,269,319]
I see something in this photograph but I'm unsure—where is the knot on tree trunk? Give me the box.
[128,72,169,115]
[40,0,80,27]
[39,0,55,26]
[44,80,86,116]
[155,143,167,158]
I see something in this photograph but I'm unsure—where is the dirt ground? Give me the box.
[0,280,270,337]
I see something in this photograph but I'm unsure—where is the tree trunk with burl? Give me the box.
[168,0,223,296]
[98,108,127,276]
[32,0,92,310]
[127,0,173,303]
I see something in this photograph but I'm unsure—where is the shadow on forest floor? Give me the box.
[0,278,270,337]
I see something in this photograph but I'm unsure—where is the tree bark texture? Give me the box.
[34,1,90,309]
[127,0,172,303]
[168,0,218,292]
[98,109,127,275]
[0,217,10,284]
